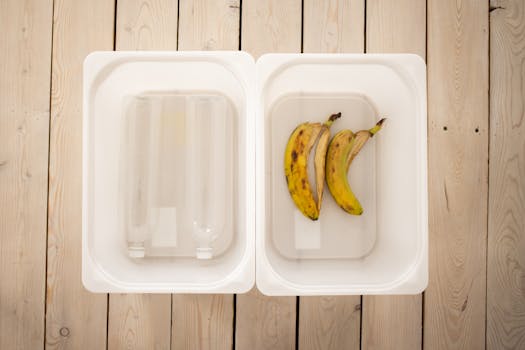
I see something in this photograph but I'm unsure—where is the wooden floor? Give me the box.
[1,0,524,349]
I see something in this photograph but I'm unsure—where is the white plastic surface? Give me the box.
[83,51,428,295]
[122,94,235,258]
[270,93,378,259]
[83,51,255,293]
[256,54,428,295]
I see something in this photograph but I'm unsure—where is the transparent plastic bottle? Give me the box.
[185,96,227,259]
[125,96,153,258]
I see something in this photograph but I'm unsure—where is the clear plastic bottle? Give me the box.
[125,96,153,258]
[185,96,227,259]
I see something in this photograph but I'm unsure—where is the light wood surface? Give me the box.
[425,0,489,349]
[241,0,302,58]
[178,0,241,50]
[0,0,52,349]
[299,1,363,349]
[116,0,179,51]
[362,295,422,350]
[487,0,525,349]
[366,0,425,55]
[236,289,297,350]
[173,1,239,349]
[172,295,234,349]
[45,0,114,349]
[361,1,425,349]
[108,1,178,349]
[303,0,364,53]
[1,0,523,349]
[235,1,301,349]
[299,296,361,350]
[108,294,171,350]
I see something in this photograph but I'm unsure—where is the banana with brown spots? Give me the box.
[284,113,341,220]
[325,118,386,216]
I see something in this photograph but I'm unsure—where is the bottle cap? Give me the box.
[196,247,213,259]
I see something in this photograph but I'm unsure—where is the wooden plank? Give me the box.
[236,1,301,349]
[116,0,178,50]
[299,1,363,349]
[108,294,171,350]
[171,295,234,349]
[236,290,296,350]
[487,1,525,349]
[362,295,422,350]
[303,0,364,53]
[241,0,302,57]
[107,1,177,349]
[362,1,425,349]
[299,296,361,350]
[172,1,238,349]
[425,0,489,349]
[178,0,240,50]
[366,0,425,54]
[45,0,115,348]
[0,0,53,349]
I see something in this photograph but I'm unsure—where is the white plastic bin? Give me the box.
[83,52,255,293]
[256,54,428,295]
[83,51,427,295]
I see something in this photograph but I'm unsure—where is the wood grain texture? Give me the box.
[173,1,238,349]
[303,0,364,53]
[236,289,296,350]
[299,296,361,350]
[108,294,171,350]
[108,1,177,349]
[241,0,302,59]
[366,0,425,55]
[425,0,489,349]
[171,295,234,350]
[0,0,52,349]
[299,1,363,349]
[362,1,425,349]
[362,296,422,350]
[178,0,240,50]
[236,1,301,348]
[116,0,178,50]
[487,0,525,349]
[45,0,115,348]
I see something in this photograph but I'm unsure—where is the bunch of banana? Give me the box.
[284,113,341,220]
[325,118,386,216]
[284,115,385,220]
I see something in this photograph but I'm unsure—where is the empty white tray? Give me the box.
[83,51,427,295]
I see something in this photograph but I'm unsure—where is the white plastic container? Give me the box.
[256,54,428,295]
[83,51,255,293]
[83,51,427,295]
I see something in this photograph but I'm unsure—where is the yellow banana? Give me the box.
[326,118,386,216]
[284,113,341,220]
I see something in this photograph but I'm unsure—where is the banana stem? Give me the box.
[369,118,386,136]
[325,112,342,127]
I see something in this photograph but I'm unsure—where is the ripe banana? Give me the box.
[284,113,341,220]
[325,118,386,216]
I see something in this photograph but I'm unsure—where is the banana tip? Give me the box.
[370,118,387,136]
[326,112,342,125]
[301,211,319,221]
[330,112,342,121]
